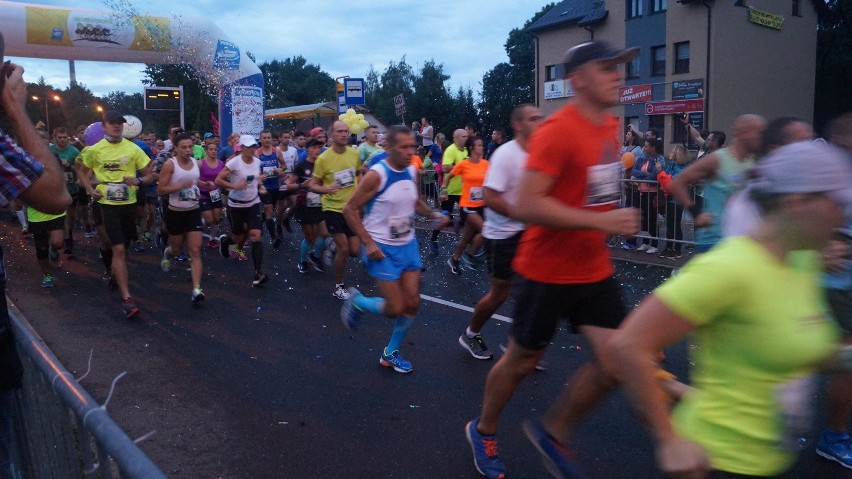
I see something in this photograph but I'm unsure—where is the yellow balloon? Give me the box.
[358,119,369,129]
[339,114,347,121]
[350,124,363,134]
[346,108,356,116]
[354,114,364,122]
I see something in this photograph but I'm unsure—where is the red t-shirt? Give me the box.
[512,104,622,284]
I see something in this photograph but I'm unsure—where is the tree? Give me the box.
[814,0,852,133]
[142,63,217,134]
[260,56,336,108]
[410,60,454,136]
[478,3,555,137]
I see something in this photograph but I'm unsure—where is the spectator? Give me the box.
[655,145,690,259]
[631,138,666,254]
[420,117,434,148]
[486,127,506,159]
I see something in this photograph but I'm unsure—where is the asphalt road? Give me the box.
[2,217,847,479]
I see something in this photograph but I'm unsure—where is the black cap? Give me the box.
[306,138,324,148]
[102,110,127,124]
[562,41,639,75]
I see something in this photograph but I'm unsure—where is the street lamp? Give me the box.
[31,94,61,134]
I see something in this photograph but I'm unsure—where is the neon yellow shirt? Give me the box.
[442,144,467,196]
[656,236,839,476]
[313,146,359,213]
[26,207,64,223]
[81,139,150,205]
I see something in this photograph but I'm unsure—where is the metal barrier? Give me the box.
[7,301,167,479]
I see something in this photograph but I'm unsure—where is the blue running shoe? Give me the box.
[816,431,852,470]
[340,288,362,331]
[40,274,54,288]
[379,350,413,374]
[522,419,587,479]
[465,418,506,479]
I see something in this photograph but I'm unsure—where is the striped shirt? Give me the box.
[0,129,45,207]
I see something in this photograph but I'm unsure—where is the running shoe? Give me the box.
[40,274,54,288]
[459,333,493,360]
[460,252,478,271]
[340,288,363,331]
[658,249,678,259]
[191,287,205,303]
[522,418,587,479]
[465,418,507,479]
[379,350,413,374]
[143,231,152,241]
[297,261,309,274]
[333,284,351,300]
[646,246,659,254]
[621,242,636,251]
[473,246,487,261]
[122,297,141,320]
[20,227,29,236]
[161,246,172,272]
[447,257,461,275]
[218,234,230,258]
[133,240,145,253]
[273,236,282,250]
[48,247,59,263]
[252,273,269,288]
[429,240,439,255]
[816,432,852,469]
[176,253,189,262]
[637,244,650,252]
[84,229,96,239]
[307,253,325,273]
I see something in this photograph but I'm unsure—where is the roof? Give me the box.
[264,102,338,121]
[526,0,608,33]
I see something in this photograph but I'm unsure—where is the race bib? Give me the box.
[470,187,484,202]
[774,375,817,451]
[389,216,412,239]
[209,189,222,203]
[333,168,355,188]
[262,165,277,177]
[585,163,622,206]
[306,191,322,207]
[179,186,199,202]
[105,183,130,202]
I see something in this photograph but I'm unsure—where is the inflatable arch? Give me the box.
[0,0,263,139]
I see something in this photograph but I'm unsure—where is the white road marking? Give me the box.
[419,294,513,323]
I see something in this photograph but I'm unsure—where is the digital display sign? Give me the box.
[144,87,181,111]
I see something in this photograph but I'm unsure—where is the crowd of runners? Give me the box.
[2,37,852,479]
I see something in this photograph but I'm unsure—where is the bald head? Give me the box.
[331,120,351,148]
[453,129,468,148]
[732,114,767,154]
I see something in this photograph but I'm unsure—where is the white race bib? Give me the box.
[262,165,277,177]
[306,191,322,207]
[389,216,412,239]
[209,189,222,203]
[333,168,355,188]
[470,187,484,202]
[105,183,130,202]
[585,163,622,206]
[179,186,199,202]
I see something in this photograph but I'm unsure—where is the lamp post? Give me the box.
[31,94,61,134]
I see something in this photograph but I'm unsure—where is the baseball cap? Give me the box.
[562,41,639,75]
[306,138,324,148]
[203,132,213,139]
[238,134,258,148]
[103,110,128,124]
[309,127,325,137]
[753,141,852,207]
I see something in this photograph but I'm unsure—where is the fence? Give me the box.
[7,301,166,479]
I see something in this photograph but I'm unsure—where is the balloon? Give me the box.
[122,115,142,138]
[621,152,636,169]
[354,114,364,122]
[84,122,105,145]
[358,119,369,129]
[346,108,356,116]
[349,124,363,135]
[339,113,347,121]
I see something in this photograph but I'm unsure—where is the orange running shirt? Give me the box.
[512,104,621,284]
[451,159,490,208]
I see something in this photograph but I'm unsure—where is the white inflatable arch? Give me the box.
[0,0,263,139]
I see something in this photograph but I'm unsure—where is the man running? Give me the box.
[459,104,542,360]
[307,122,361,300]
[157,132,205,303]
[78,111,153,319]
[215,135,269,287]
[340,125,447,373]
[257,130,282,245]
[49,127,80,256]
[289,138,327,273]
[274,130,299,246]
[464,41,640,479]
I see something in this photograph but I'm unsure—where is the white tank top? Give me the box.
[362,160,418,246]
[167,157,201,210]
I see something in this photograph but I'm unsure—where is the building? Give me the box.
[527,0,820,148]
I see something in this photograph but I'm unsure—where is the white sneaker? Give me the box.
[637,244,650,252]
[333,285,351,300]
[646,247,659,254]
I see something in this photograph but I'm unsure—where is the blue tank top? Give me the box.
[258,149,279,190]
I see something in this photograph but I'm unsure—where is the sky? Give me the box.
[4,0,549,102]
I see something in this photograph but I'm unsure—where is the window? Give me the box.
[674,42,690,74]
[650,0,666,13]
[651,45,666,77]
[545,64,558,82]
[627,0,642,18]
[626,53,641,79]
[792,0,801,17]
[673,117,689,145]
[649,115,665,143]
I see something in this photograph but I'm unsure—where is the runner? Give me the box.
[440,136,489,274]
[458,104,543,360]
[274,129,299,247]
[340,125,448,373]
[27,202,65,288]
[198,142,224,249]
[157,132,205,303]
[464,41,640,479]
[257,130,282,245]
[49,127,80,256]
[288,138,327,273]
[78,111,154,319]
[307,121,361,300]
[215,135,269,287]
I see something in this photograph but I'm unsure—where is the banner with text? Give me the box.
[645,99,705,116]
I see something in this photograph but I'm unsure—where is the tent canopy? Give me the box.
[264,102,338,121]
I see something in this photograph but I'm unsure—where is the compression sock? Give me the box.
[265,219,276,238]
[251,241,263,272]
[313,237,326,256]
[430,229,440,242]
[15,210,27,229]
[300,239,311,263]
[100,248,113,271]
[353,294,384,315]
[385,315,414,354]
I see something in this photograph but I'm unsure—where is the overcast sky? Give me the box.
[4,0,548,103]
